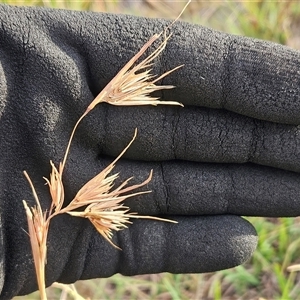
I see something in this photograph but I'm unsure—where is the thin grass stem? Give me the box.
[61,112,88,174]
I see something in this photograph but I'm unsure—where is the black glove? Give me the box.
[1,4,300,299]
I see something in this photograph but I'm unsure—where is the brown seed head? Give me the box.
[43,161,64,212]
[64,130,176,249]
[86,33,183,112]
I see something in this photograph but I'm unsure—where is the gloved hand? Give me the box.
[1,4,300,299]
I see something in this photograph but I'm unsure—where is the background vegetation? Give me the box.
[3,0,300,299]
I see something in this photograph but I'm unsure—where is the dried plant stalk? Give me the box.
[287,264,300,272]
[52,282,87,300]
[23,10,186,299]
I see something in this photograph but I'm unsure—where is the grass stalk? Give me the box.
[22,2,191,297]
[22,28,183,299]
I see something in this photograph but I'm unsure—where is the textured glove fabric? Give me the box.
[0,4,300,298]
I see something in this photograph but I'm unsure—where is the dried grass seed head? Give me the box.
[43,161,64,213]
[86,33,183,112]
[23,171,50,297]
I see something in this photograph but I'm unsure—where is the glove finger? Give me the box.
[17,215,256,295]
[49,215,256,288]
[163,22,300,125]
[63,156,300,218]
[2,5,300,127]
[82,105,300,173]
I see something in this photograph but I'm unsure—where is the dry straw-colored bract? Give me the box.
[22,2,191,298]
